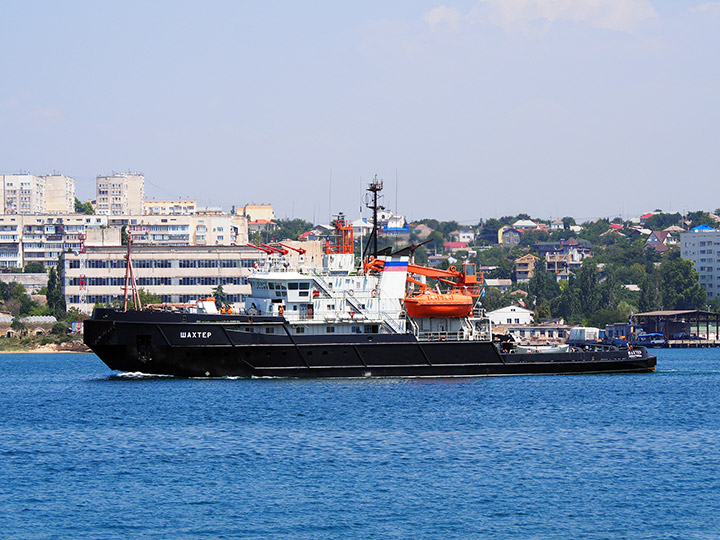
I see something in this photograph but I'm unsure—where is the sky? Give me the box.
[1,0,718,225]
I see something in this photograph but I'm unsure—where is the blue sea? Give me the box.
[1,350,719,540]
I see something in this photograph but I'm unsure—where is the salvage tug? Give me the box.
[84,180,656,378]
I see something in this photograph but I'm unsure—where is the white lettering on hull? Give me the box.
[180,331,213,339]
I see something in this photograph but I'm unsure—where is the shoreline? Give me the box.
[0,342,91,354]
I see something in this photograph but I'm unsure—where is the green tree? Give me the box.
[659,257,706,309]
[644,212,682,230]
[576,260,600,314]
[478,219,503,244]
[213,284,229,309]
[527,265,561,307]
[271,218,314,241]
[46,267,66,318]
[23,262,46,273]
[551,277,582,323]
[74,197,95,215]
[639,273,662,312]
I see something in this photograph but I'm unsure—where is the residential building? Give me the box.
[514,254,540,282]
[451,229,475,243]
[107,214,249,247]
[484,278,512,291]
[0,174,46,214]
[443,241,468,252]
[487,305,534,326]
[95,173,145,215]
[499,227,521,248]
[243,204,275,222]
[144,199,197,215]
[43,175,76,213]
[680,227,720,299]
[0,214,110,269]
[645,230,671,253]
[512,219,537,230]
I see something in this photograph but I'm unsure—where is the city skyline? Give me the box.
[1,1,717,224]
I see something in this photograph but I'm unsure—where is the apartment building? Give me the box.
[681,227,720,299]
[0,214,111,268]
[0,174,77,215]
[43,175,76,213]
[107,214,249,246]
[95,173,145,215]
[144,199,197,215]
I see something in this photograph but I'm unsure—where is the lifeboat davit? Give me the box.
[403,291,473,318]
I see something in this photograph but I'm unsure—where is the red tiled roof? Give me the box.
[443,241,468,249]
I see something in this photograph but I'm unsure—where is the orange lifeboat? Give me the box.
[403,290,473,318]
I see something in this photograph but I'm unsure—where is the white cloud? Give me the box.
[469,0,658,32]
[423,6,462,30]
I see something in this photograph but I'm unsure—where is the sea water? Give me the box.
[0,350,718,539]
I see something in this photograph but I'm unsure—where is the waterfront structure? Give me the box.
[62,241,324,313]
[95,173,145,215]
[144,199,197,216]
[680,227,720,299]
[0,214,110,269]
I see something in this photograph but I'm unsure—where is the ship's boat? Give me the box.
[403,291,473,318]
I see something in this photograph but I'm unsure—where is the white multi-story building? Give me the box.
[680,227,720,299]
[96,173,145,215]
[43,174,76,213]
[61,241,323,313]
[107,214,249,246]
[0,214,111,268]
[1,174,45,214]
[144,199,197,216]
[0,174,76,215]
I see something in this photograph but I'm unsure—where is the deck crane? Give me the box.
[364,258,483,297]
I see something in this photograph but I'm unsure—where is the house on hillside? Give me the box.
[484,278,512,291]
[487,305,534,326]
[443,241,468,253]
[451,229,475,244]
[512,219,537,230]
[550,219,565,231]
[499,227,521,248]
[645,230,671,253]
[514,254,540,282]
[640,212,654,225]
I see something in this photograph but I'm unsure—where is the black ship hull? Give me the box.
[84,309,657,378]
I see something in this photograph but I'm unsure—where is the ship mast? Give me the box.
[122,234,142,311]
[364,175,384,259]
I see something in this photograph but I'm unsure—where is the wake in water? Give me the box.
[105,371,176,380]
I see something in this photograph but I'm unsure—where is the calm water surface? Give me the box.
[1,350,719,539]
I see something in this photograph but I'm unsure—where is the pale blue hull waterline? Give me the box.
[0,350,719,539]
